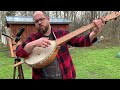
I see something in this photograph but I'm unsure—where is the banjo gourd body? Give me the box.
[24,40,59,69]
[14,12,120,69]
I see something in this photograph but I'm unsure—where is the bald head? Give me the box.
[33,11,51,35]
[33,11,48,20]
[33,11,43,18]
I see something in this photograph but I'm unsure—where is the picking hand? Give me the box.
[35,37,51,48]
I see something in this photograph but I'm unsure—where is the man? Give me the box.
[16,11,104,79]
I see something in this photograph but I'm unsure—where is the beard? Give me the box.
[38,24,49,34]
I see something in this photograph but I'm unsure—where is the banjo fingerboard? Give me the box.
[56,12,120,46]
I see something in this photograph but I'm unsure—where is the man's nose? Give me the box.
[38,20,42,24]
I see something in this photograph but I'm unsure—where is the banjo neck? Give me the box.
[56,12,120,46]
[14,12,120,68]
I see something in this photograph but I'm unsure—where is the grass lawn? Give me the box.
[0,42,32,79]
[70,44,120,79]
[1,42,120,79]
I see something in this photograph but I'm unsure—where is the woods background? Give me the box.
[0,11,120,46]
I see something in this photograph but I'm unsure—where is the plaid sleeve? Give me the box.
[16,33,37,58]
[67,32,97,47]
[16,44,30,58]
[83,32,97,46]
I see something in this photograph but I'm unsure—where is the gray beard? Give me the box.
[41,28,48,34]
[38,26,49,34]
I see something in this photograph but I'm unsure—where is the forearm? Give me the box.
[89,18,104,42]
[24,37,51,53]
[89,31,98,42]
[24,41,37,53]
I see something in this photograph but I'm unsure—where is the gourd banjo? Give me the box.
[14,12,120,69]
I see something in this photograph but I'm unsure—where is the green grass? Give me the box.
[70,45,120,79]
[0,43,32,79]
[1,42,120,79]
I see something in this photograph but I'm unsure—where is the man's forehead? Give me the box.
[33,12,45,19]
[34,11,44,16]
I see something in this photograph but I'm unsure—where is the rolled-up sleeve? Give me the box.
[16,44,30,58]
[84,33,97,46]
[16,33,39,58]
[67,32,97,47]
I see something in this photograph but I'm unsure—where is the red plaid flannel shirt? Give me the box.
[16,28,97,79]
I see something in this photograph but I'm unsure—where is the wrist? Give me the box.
[31,41,37,47]
[24,41,36,53]
[93,30,98,35]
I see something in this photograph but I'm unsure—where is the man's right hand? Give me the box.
[34,37,51,48]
